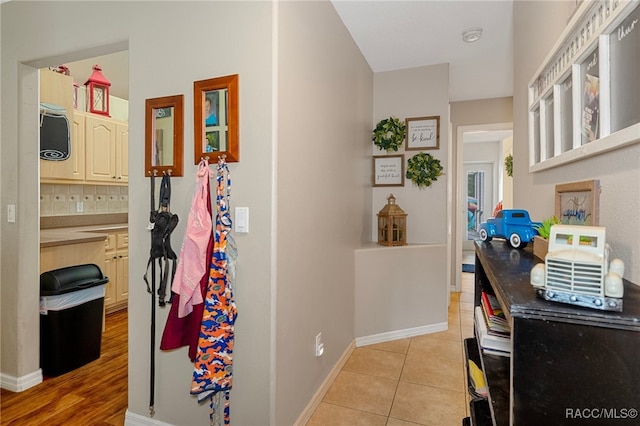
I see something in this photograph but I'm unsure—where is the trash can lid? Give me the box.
[40,263,109,296]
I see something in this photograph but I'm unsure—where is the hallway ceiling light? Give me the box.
[462,27,483,43]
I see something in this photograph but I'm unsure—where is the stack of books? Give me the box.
[474,291,511,357]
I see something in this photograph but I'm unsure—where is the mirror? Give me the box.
[194,74,239,163]
[145,94,184,176]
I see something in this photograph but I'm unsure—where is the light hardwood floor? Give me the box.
[1,309,128,426]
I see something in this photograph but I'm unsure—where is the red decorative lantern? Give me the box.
[84,64,111,116]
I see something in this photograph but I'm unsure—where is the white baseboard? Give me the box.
[0,369,43,392]
[125,409,174,426]
[293,340,356,426]
[355,322,448,347]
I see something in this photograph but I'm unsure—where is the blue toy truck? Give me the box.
[478,209,541,249]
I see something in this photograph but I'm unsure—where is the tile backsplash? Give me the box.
[40,183,128,216]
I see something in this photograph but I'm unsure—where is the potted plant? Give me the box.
[533,216,560,260]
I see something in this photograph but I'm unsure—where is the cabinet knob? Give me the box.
[117,176,122,179]
[113,256,117,260]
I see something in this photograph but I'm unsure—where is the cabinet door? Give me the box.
[39,70,83,181]
[103,253,117,307]
[116,124,128,183]
[85,115,117,182]
[116,250,129,303]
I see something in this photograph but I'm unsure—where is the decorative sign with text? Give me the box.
[373,155,404,187]
[406,116,440,150]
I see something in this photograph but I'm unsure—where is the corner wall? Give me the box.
[275,2,373,424]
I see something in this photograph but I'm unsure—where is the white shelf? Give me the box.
[528,0,640,171]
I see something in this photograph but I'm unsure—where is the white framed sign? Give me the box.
[372,154,404,187]
[406,116,440,150]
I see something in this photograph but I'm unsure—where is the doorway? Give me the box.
[453,123,512,291]
[463,162,493,251]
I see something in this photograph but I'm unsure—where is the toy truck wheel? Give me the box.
[479,229,491,242]
[508,233,527,249]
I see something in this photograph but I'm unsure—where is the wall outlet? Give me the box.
[315,332,324,357]
[76,201,84,213]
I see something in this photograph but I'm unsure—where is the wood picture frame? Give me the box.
[555,179,600,226]
[194,74,239,163]
[373,155,404,187]
[406,116,439,150]
[145,94,184,177]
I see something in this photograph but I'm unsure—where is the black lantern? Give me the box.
[84,64,111,117]
[377,193,407,246]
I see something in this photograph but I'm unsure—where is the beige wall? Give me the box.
[513,1,640,283]
[1,1,373,425]
[275,2,372,423]
[372,64,450,244]
[2,1,274,424]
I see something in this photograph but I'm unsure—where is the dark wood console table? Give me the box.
[464,240,640,426]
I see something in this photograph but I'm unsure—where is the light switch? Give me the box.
[235,207,249,233]
[7,204,15,223]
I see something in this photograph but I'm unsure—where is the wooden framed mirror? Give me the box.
[194,74,239,163]
[145,94,184,176]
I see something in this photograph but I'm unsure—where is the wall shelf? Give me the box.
[528,0,640,171]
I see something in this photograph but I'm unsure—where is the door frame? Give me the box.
[463,161,496,251]
[453,123,512,292]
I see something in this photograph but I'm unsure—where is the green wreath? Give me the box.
[372,116,406,152]
[504,153,513,177]
[406,152,443,188]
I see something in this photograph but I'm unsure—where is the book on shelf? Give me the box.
[480,292,510,336]
[475,306,511,357]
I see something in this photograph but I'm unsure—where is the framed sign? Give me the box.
[406,116,440,150]
[373,155,404,187]
[555,180,600,226]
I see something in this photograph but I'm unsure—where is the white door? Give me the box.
[463,162,494,251]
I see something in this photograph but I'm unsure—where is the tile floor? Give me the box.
[306,254,476,426]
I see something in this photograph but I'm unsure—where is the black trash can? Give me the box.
[40,263,109,377]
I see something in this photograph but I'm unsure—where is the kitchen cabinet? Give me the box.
[104,230,128,312]
[39,69,85,182]
[84,113,128,184]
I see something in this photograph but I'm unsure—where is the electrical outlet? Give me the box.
[315,332,324,357]
[76,201,84,213]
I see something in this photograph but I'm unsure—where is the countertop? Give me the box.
[40,223,128,248]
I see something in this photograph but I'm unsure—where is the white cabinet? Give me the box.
[104,230,128,312]
[39,69,85,181]
[84,113,128,184]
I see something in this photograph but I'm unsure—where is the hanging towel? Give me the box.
[173,159,215,317]
[161,160,214,361]
[191,157,236,425]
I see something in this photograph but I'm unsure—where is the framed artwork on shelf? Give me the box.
[405,116,439,150]
[372,155,404,187]
[554,179,600,226]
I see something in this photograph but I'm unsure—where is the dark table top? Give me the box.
[474,240,640,331]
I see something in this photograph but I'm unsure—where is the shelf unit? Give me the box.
[465,240,640,425]
[528,0,640,172]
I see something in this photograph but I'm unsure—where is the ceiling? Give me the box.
[330,0,514,102]
[64,1,514,133]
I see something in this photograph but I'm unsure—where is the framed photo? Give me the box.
[555,180,600,226]
[193,74,239,164]
[373,155,404,187]
[406,116,440,150]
